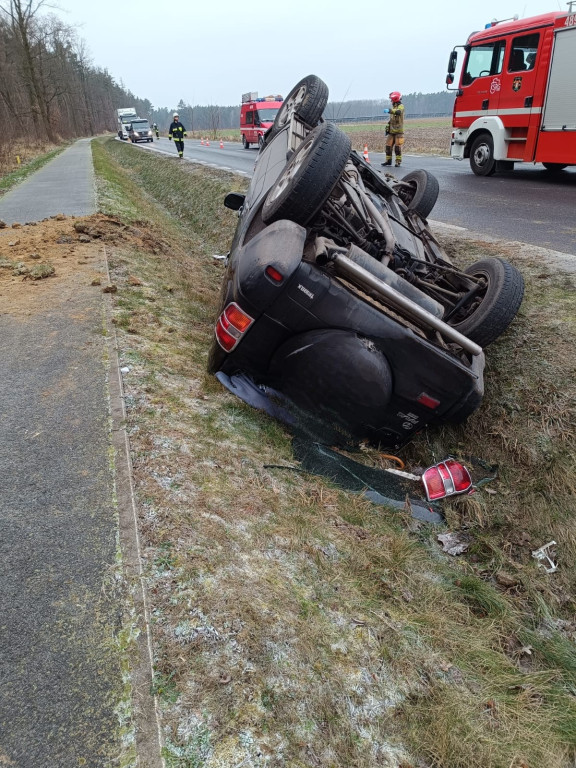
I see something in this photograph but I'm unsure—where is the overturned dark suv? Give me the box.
[208,75,524,449]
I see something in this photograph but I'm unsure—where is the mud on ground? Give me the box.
[0,213,166,315]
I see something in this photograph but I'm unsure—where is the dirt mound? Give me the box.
[0,213,163,316]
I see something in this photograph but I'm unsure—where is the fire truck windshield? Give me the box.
[256,108,279,123]
[463,42,505,84]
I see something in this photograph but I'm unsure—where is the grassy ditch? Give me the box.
[93,137,576,768]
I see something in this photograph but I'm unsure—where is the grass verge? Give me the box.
[92,136,576,768]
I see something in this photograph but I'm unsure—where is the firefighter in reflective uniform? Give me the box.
[381,91,405,168]
[168,113,187,157]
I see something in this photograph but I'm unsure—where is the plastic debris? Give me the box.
[437,532,471,555]
[531,540,558,573]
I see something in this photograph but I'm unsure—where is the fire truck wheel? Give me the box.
[398,169,439,218]
[470,132,496,176]
[262,122,351,227]
[448,258,524,347]
[542,162,568,172]
[258,135,265,149]
[271,75,328,133]
[242,135,250,150]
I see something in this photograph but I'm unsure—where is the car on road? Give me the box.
[128,119,153,143]
[208,75,525,448]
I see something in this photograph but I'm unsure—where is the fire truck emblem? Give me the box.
[513,76,523,92]
[490,77,501,95]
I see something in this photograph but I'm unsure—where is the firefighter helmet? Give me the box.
[389,91,402,102]
[173,113,179,118]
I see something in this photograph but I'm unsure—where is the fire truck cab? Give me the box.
[240,92,283,149]
[446,8,576,175]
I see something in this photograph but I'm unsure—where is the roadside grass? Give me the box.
[0,141,69,195]
[93,137,576,768]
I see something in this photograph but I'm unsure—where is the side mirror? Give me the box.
[446,73,454,85]
[224,192,245,211]
[448,50,458,74]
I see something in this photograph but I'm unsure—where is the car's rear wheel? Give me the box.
[447,258,524,347]
[262,122,351,226]
[242,135,250,150]
[271,75,328,133]
[397,169,439,218]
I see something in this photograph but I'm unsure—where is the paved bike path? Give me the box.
[0,140,160,767]
[0,139,96,225]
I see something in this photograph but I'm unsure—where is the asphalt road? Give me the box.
[132,136,576,255]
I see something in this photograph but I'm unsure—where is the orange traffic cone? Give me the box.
[206,138,210,147]
[200,137,204,145]
[363,144,370,163]
[219,139,224,149]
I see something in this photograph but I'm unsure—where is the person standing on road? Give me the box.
[152,122,159,139]
[381,91,405,168]
[168,113,187,158]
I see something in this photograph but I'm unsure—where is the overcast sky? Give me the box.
[50,0,565,108]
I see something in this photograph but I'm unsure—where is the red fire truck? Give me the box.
[446,8,576,175]
[240,92,283,149]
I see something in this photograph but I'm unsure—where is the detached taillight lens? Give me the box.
[422,459,472,501]
[215,302,254,352]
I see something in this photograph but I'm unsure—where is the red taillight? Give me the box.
[422,459,472,501]
[265,265,284,283]
[215,302,254,352]
[417,392,441,409]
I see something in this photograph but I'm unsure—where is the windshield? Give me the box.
[256,108,279,123]
[132,121,150,131]
[463,42,505,84]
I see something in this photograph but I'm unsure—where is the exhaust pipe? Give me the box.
[331,253,483,356]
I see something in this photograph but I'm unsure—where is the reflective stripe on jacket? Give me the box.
[168,121,187,139]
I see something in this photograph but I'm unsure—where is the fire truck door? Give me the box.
[456,40,505,126]
[497,32,541,160]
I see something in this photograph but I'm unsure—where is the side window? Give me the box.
[509,33,540,72]
[462,41,505,85]
[246,111,254,125]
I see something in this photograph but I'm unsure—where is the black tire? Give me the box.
[398,169,439,218]
[470,132,496,176]
[272,75,329,132]
[543,162,568,172]
[258,134,265,149]
[262,122,351,226]
[242,135,250,150]
[448,258,524,347]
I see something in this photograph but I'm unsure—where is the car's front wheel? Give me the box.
[262,121,351,226]
[447,258,524,347]
[543,162,568,172]
[270,74,329,134]
[397,169,439,218]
